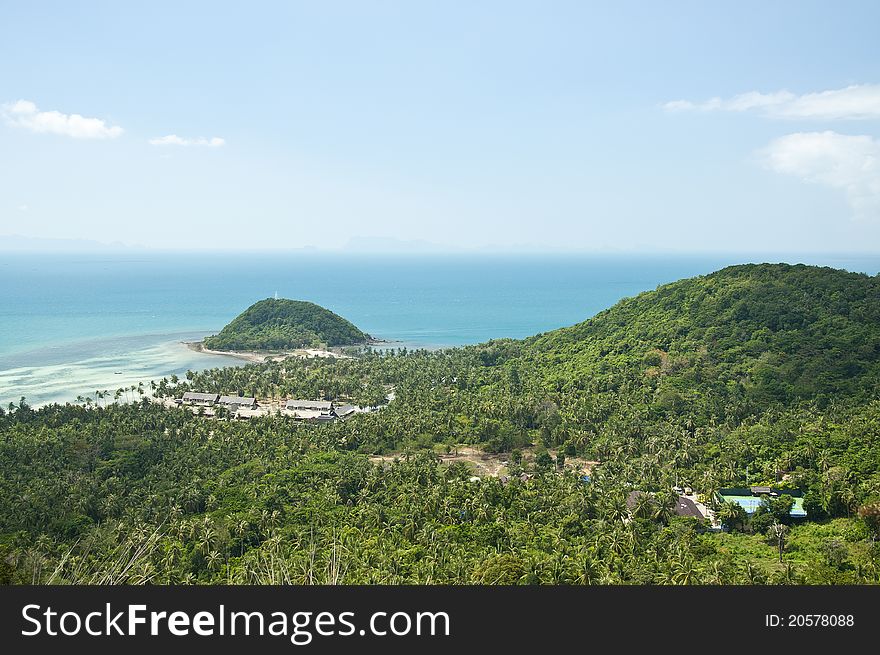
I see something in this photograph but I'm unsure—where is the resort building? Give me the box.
[286,399,333,411]
[217,395,257,409]
[671,496,705,518]
[333,404,357,420]
[180,392,220,406]
[285,399,335,421]
[626,490,708,520]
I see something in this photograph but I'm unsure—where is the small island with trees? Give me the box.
[201,298,371,352]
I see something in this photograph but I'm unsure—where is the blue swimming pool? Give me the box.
[718,494,807,518]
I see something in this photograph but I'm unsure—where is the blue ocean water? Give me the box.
[1,252,878,406]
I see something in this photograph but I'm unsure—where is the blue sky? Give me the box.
[1,1,879,252]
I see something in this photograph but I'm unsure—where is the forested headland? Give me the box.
[203,298,370,351]
[1,263,879,584]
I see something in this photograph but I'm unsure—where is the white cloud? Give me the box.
[760,131,880,219]
[1,99,123,138]
[149,134,225,147]
[665,84,880,120]
[18,204,28,211]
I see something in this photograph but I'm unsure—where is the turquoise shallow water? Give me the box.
[1,252,878,406]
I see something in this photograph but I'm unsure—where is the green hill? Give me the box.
[3,263,880,586]
[203,298,369,350]
[512,263,880,414]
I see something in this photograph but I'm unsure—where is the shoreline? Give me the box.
[2,336,250,409]
[3,335,388,409]
[184,341,359,363]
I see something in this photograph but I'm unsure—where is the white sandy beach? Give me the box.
[185,341,353,363]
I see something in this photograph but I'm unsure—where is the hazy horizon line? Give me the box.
[2,234,879,258]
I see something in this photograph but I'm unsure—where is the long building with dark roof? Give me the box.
[285,399,333,411]
[218,395,257,408]
[180,392,219,405]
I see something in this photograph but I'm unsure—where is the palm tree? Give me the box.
[769,522,789,563]
[631,492,655,520]
[717,501,747,532]
[206,550,222,571]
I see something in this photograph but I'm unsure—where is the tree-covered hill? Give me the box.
[2,263,879,585]
[517,263,880,417]
[203,298,369,350]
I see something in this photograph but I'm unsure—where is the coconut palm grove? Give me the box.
[1,263,879,585]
